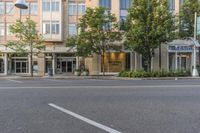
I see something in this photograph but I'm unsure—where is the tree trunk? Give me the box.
[147,52,152,72]
[30,42,33,77]
[159,44,161,70]
[102,53,105,76]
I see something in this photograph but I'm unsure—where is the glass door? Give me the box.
[67,61,73,72]
[177,56,187,70]
[15,60,28,73]
[0,59,4,73]
[61,61,66,72]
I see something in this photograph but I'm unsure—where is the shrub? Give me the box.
[118,69,191,78]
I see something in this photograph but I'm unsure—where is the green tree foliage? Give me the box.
[7,18,45,77]
[179,0,200,38]
[66,7,123,75]
[125,0,176,71]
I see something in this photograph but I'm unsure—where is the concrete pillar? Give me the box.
[130,52,133,71]
[52,53,56,76]
[134,52,137,71]
[4,53,8,75]
[175,51,178,70]
[76,56,79,69]
[28,54,31,74]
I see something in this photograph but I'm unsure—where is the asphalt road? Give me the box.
[0,78,200,133]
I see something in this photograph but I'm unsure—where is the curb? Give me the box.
[1,76,200,80]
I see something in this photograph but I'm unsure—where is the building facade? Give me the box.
[0,0,196,76]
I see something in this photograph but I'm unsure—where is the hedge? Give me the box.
[118,70,191,78]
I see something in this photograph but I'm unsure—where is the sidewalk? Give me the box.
[1,75,200,80]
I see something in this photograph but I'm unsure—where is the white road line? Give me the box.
[48,103,122,133]
[0,85,200,89]
[7,79,23,83]
[43,79,72,82]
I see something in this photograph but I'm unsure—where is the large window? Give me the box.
[42,0,50,12]
[52,21,59,34]
[99,0,111,9]
[68,24,77,36]
[168,0,175,10]
[43,21,51,34]
[78,3,85,15]
[68,3,77,15]
[52,0,59,12]
[30,2,38,15]
[6,2,14,15]
[120,0,131,10]
[68,3,85,15]
[0,2,4,15]
[21,8,29,15]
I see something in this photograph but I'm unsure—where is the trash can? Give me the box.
[48,68,53,76]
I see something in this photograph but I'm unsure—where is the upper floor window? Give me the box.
[99,0,111,9]
[120,0,131,10]
[6,2,14,15]
[168,0,175,10]
[0,2,5,15]
[52,21,59,34]
[42,0,50,12]
[52,0,59,12]
[68,24,77,36]
[43,21,51,34]
[30,2,38,15]
[68,3,76,15]
[21,8,29,15]
[68,3,85,16]
[78,3,85,15]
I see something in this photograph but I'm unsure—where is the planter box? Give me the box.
[74,71,81,76]
[81,71,89,76]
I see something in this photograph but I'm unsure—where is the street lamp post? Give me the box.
[192,12,199,77]
[15,0,28,9]
[14,0,33,77]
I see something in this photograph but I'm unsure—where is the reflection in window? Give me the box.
[30,2,38,15]
[99,0,111,9]
[6,2,14,14]
[0,2,4,15]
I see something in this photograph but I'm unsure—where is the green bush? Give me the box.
[118,69,191,78]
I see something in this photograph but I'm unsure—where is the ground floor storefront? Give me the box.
[0,39,199,76]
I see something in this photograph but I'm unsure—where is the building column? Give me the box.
[52,53,56,76]
[130,52,133,71]
[28,54,31,75]
[4,53,8,75]
[76,56,79,69]
[134,52,137,71]
[175,51,178,70]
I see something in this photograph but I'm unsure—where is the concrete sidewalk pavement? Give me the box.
[0,75,200,80]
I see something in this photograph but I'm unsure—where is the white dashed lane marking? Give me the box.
[48,103,122,133]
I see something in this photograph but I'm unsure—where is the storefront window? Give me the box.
[101,52,129,73]
[0,59,4,73]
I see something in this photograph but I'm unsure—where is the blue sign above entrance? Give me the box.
[168,46,193,52]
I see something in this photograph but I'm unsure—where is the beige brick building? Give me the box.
[0,0,197,76]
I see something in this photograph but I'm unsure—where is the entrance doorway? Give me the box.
[177,56,187,70]
[12,59,28,73]
[61,61,73,73]
[0,59,4,73]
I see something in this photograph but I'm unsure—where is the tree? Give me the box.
[66,7,123,75]
[7,18,45,77]
[179,0,200,67]
[125,0,175,71]
[179,0,200,38]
